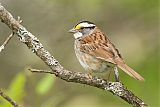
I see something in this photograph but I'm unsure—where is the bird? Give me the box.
[69,21,144,81]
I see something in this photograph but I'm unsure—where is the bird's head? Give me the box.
[69,21,96,39]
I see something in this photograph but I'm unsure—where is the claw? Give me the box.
[87,71,93,79]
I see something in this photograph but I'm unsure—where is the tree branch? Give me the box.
[0,89,21,107]
[0,3,148,107]
[0,32,14,52]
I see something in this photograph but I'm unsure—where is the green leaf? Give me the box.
[8,72,26,101]
[0,72,26,107]
[36,74,55,95]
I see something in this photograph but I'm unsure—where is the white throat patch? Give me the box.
[74,32,83,39]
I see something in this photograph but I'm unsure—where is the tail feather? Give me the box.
[117,62,144,81]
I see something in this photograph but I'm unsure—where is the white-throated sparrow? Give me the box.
[69,21,144,81]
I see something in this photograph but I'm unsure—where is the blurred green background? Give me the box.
[0,0,159,107]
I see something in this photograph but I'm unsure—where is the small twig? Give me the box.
[0,16,23,52]
[0,89,21,107]
[0,16,22,53]
[0,32,14,52]
[28,68,53,74]
[17,16,23,23]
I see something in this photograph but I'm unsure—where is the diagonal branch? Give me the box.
[0,4,148,107]
[0,89,21,107]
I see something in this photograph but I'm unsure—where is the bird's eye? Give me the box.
[80,27,85,29]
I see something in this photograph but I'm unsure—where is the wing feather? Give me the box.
[79,28,119,64]
[78,28,144,81]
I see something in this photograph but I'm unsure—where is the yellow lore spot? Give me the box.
[75,25,81,29]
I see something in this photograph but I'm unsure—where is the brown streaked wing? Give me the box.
[89,46,116,64]
[78,28,144,80]
[79,28,121,64]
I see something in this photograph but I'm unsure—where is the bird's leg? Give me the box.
[114,66,119,82]
[87,70,93,79]
[107,70,112,81]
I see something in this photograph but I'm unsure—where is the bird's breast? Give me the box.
[74,40,114,73]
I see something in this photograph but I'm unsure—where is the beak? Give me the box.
[68,28,78,33]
